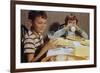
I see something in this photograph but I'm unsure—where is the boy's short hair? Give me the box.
[65,14,78,25]
[28,11,47,21]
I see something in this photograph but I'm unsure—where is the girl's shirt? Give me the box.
[53,26,88,39]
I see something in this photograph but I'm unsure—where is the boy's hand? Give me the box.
[33,39,58,61]
[45,39,58,49]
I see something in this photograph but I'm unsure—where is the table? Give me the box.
[41,36,89,62]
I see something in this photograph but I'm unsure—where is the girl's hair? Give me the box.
[65,14,78,25]
[28,11,47,31]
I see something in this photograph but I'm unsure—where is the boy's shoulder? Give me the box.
[25,31,36,39]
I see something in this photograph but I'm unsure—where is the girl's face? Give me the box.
[33,16,47,33]
[67,20,77,32]
[68,20,77,27]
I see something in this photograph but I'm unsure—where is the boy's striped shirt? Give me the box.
[24,31,44,53]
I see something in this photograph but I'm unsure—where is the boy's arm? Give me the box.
[26,53,35,62]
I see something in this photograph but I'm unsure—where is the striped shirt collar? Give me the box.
[28,30,42,38]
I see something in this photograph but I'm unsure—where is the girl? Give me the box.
[53,14,88,39]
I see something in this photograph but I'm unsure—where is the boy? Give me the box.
[23,11,48,62]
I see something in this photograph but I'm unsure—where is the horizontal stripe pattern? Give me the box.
[24,49,35,53]
[23,31,44,53]
[24,43,35,49]
[24,38,35,44]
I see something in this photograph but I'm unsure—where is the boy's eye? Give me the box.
[37,21,43,24]
[68,22,71,24]
[38,22,42,24]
